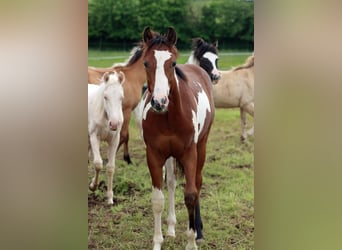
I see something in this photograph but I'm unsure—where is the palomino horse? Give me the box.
[187,37,221,84]
[88,44,147,164]
[214,54,254,141]
[139,27,214,250]
[88,71,125,204]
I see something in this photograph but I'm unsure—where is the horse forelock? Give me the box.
[192,39,218,61]
[144,34,178,57]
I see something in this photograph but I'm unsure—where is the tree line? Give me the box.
[88,0,254,50]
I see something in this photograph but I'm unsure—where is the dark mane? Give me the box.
[175,66,187,81]
[192,38,218,61]
[125,42,144,66]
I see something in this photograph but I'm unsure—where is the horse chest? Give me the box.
[143,115,194,150]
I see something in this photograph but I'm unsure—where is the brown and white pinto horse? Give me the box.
[140,27,214,250]
[88,45,147,164]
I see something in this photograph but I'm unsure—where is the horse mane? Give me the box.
[233,54,254,71]
[92,82,106,122]
[191,38,218,61]
[112,42,144,67]
[175,66,187,81]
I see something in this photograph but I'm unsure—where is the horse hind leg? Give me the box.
[240,107,247,142]
[244,102,254,137]
[165,157,177,237]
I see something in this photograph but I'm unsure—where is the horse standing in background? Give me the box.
[139,27,214,250]
[88,44,147,164]
[214,54,254,141]
[88,71,125,204]
[187,40,254,142]
[187,37,221,84]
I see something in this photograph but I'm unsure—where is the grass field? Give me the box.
[88,50,254,249]
[88,49,252,70]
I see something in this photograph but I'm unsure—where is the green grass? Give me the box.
[88,109,254,249]
[88,49,252,70]
[88,49,254,249]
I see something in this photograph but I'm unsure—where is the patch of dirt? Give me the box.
[231,164,252,169]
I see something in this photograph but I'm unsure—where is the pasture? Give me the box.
[88,50,254,249]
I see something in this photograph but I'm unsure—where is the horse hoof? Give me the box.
[89,183,97,192]
[240,135,246,143]
[196,238,205,245]
[124,154,132,164]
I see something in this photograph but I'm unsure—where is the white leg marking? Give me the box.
[185,229,198,250]
[166,157,177,237]
[152,187,164,250]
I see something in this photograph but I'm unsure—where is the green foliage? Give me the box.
[88,0,253,50]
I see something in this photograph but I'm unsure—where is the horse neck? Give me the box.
[117,58,146,88]
[168,77,186,118]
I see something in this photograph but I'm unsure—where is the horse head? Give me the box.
[142,27,178,113]
[102,71,125,131]
[190,38,221,84]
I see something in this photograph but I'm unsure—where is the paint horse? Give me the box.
[88,44,147,164]
[187,37,221,84]
[214,54,254,141]
[140,27,214,250]
[88,71,125,204]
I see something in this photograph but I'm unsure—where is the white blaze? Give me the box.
[153,50,171,98]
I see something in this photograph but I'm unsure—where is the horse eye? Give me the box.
[104,96,108,101]
[143,61,148,68]
[171,61,176,67]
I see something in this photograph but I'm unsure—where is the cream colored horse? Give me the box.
[214,54,254,141]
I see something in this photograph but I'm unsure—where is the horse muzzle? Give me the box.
[211,70,221,84]
[151,96,169,113]
[109,120,121,131]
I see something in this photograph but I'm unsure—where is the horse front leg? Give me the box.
[106,131,120,204]
[120,110,132,164]
[89,133,103,192]
[165,157,177,237]
[180,147,198,250]
[147,147,166,250]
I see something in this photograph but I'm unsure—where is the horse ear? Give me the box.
[143,27,153,43]
[166,27,177,45]
[192,38,203,48]
[103,72,109,83]
[213,40,218,48]
[118,71,125,85]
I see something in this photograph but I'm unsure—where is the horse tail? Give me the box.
[233,53,254,71]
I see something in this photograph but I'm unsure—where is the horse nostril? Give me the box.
[161,98,167,105]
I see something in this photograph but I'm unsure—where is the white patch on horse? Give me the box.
[191,84,211,143]
[203,51,218,71]
[142,94,151,120]
[154,50,171,98]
